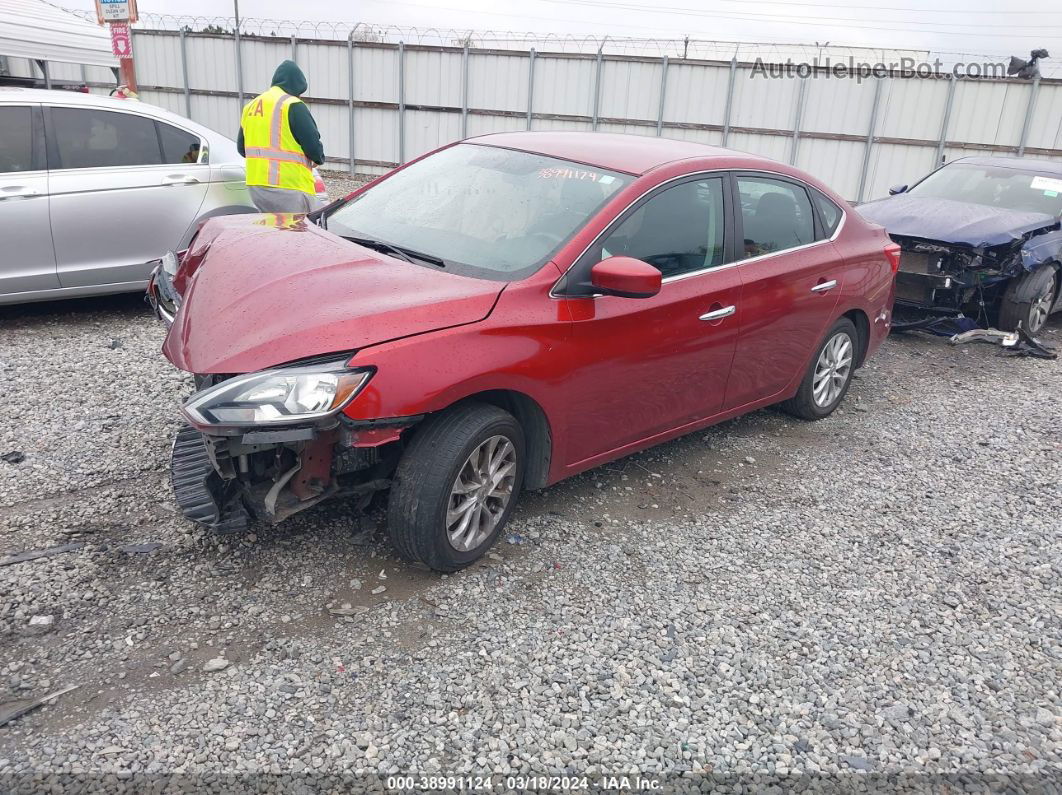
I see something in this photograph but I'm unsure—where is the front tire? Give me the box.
[387,402,525,572]
[781,317,859,420]
[997,265,1058,335]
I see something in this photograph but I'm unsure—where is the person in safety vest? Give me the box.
[237,60,325,213]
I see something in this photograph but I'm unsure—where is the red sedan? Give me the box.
[150,132,899,571]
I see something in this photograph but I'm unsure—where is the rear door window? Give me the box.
[0,106,35,173]
[50,107,162,169]
[736,176,815,258]
[158,121,206,164]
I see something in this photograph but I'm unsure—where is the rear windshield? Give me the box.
[325,143,632,281]
[908,163,1062,217]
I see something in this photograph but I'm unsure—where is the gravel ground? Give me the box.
[0,196,1059,789]
[319,170,375,200]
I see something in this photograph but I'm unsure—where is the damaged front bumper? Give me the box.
[171,415,417,533]
[894,244,1008,317]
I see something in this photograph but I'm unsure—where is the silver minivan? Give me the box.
[0,88,267,305]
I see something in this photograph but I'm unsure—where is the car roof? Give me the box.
[0,86,228,142]
[0,86,132,108]
[952,155,1062,176]
[466,131,747,176]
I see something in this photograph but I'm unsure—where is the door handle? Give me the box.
[161,175,201,186]
[0,186,40,200]
[699,305,736,321]
[811,279,837,293]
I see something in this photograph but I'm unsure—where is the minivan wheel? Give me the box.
[997,265,1058,335]
[387,402,525,572]
[781,317,859,421]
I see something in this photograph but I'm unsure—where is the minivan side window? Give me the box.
[158,121,206,165]
[51,108,162,169]
[591,178,728,279]
[0,106,34,173]
[811,188,843,238]
[737,176,815,258]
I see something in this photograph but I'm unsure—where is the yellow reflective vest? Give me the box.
[240,85,315,195]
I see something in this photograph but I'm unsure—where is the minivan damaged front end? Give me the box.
[173,361,418,532]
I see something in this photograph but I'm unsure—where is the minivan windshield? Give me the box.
[325,143,632,280]
[908,163,1062,217]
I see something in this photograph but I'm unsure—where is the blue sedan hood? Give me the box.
[857,195,1058,248]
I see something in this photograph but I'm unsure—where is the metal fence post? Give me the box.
[291,35,297,62]
[397,41,406,165]
[1017,76,1040,157]
[179,28,192,118]
[35,60,51,89]
[347,33,355,175]
[722,57,737,146]
[856,77,884,203]
[656,55,669,136]
[592,45,604,130]
[233,23,244,105]
[461,41,469,138]
[526,48,536,131]
[936,76,956,165]
[789,75,808,165]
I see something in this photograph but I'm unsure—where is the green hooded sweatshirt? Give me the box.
[237,60,325,167]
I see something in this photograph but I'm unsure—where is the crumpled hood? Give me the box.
[857,195,1059,248]
[162,214,504,374]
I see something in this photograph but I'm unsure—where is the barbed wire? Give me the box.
[61,8,1060,76]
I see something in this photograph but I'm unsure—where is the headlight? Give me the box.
[182,363,372,427]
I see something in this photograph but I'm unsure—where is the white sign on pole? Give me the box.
[99,0,130,22]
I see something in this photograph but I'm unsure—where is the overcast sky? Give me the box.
[64,0,1061,57]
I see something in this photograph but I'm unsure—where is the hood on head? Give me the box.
[271,60,307,96]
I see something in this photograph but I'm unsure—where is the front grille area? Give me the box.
[899,251,943,275]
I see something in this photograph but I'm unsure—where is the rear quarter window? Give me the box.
[812,189,843,237]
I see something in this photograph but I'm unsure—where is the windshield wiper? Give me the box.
[343,235,446,268]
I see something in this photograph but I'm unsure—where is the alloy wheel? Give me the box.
[446,435,517,552]
[1028,281,1056,335]
[812,331,854,408]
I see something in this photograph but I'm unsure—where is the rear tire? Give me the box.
[781,317,859,421]
[997,265,1058,335]
[387,402,524,573]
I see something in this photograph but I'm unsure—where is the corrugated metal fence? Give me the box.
[9,29,1062,200]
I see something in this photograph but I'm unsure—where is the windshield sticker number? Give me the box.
[538,168,608,182]
[1030,175,1062,195]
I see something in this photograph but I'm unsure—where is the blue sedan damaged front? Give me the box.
[857,194,1062,337]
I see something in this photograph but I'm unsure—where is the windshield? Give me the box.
[325,143,632,280]
[908,163,1062,217]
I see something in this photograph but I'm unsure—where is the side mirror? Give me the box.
[590,256,662,299]
[888,184,908,196]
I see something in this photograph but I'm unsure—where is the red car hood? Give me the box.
[162,214,505,374]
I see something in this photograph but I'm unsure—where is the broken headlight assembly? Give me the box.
[182,363,373,428]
